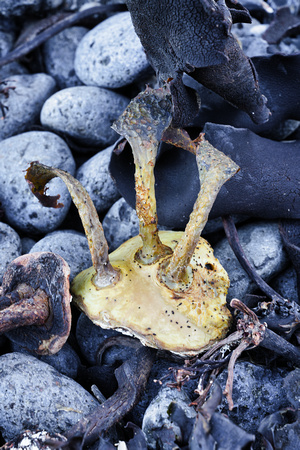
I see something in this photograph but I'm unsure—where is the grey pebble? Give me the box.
[0,223,22,284]
[102,197,139,252]
[271,266,299,303]
[142,386,196,449]
[217,360,289,434]
[0,131,75,234]
[10,342,81,380]
[43,26,88,89]
[0,0,64,16]
[214,221,289,300]
[76,145,120,215]
[21,237,36,255]
[75,11,150,88]
[40,86,129,147]
[0,74,56,141]
[0,30,14,57]
[0,61,29,80]
[29,230,92,281]
[0,352,98,441]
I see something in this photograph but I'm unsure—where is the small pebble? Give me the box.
[0,131,75,234]
[271,266,299,303]
[214,221,289,300]
[10,342,81,379]
[0,0,64,16]
[29,230,92,281]
[0,61,29,80]
[40,86,129,147]
[74,11,150,88]
[0,352,99,441]
[142,386,196,449]
[76,145,120,215]
[217,360,289,434]
[43,26,88,89]
[102,198,139,252]
[21,237,36,254]
[0,223,22,284]
[0,74,56,141]
[0,30,14,56]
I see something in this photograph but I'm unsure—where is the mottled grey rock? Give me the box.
[103,198,139,252]
[0,352,98,440]
[10,342,81,379]
[75,11,150,88]
[214,221,289,300]
[271,266,298,303]
[142,386,196,449]
[40,86,129,147]
[0,223,22,284]
[283,368,300,409]
[76,313,120,365]
[0,131,75,234]
[0,62,29,80]
[76,145,120,215]
[217,360,289,434]
[29,230,92,281]
[43,26,88,89]
[0,0,64,16]
[0,74,56,141]
[0,31,14,56]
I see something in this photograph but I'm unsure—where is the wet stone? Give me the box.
[0,74,56,141]
[103,198,139,252]
[74,11,150,88]
[142,386,196,449]
[0,223,22,284]
[29,230,92,281]
[217,360,289,434]
[43,26,88,89]
[76,145,120,215]
[40,86,129,147]
[214,221,289,300]
[0,352,98,441]
[10,342,81,380]
[0,131,75,234]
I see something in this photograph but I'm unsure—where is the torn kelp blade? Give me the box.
[72,231,231,356]
[110,123,300,228]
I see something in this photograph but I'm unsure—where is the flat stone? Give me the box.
[76,145,120,215]
[0,74,56,141]
[0,131,75,234]
[102,198,139,252]
[0,223,22,283]
[40,86,129,147]
[214,221,289,300]
[75,11,150,88]
[0,352,98,440]
[29,230,92,281]
[43,26,88,89]
[217,360,289,434]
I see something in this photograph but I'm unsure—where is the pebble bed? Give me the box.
[0,1,299,448]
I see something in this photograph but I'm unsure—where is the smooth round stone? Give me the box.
[76,145,120,215]
[214,221,289,300]
[29,230,92,281]
[102,198,139,252]
[0,223,22,283]
[0,352,98,441]
[75,11,150,88]
[43,26,88,89]
[40,86,129,147]
[0,131,75,234]
[0,74,56,141]
[0,0,64,16]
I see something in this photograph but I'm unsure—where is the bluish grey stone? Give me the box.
[0,74,56,141]
[0,131,75,234]
[43,26,88,89]
[0,31,14,56]
[217,360,289,434]
[76,145,120,215]
[0,352,98,440]
[103,197,139,252]
[40,86,129,147]
[214,221,289,300]
[0,0,64,16]
[0,61,29,80]
[74,11,150,88]
[271,266,298,303]
[21,237,36,255]
[142,386,196,449]
[29,230,92,281]
[0,223,22,284]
